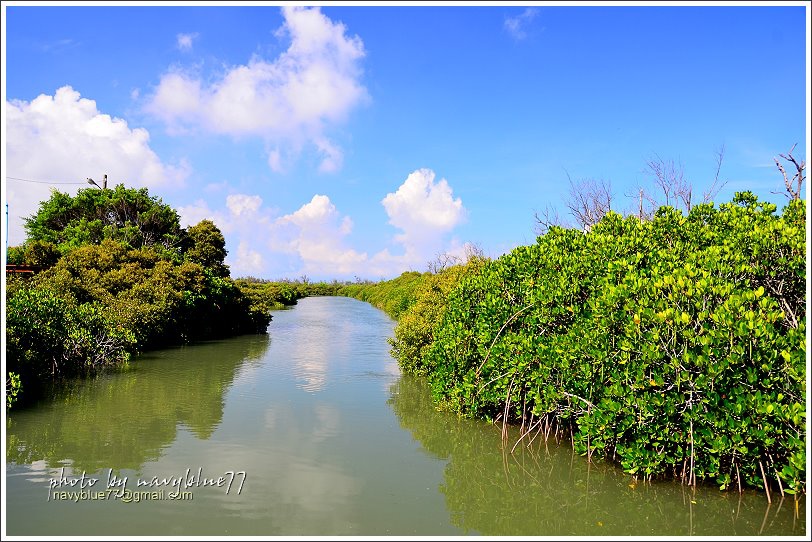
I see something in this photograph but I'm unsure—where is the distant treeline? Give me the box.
[338,271,427,320]
[341,193,806,496]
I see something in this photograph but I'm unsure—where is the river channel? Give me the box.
[4,296,806,536]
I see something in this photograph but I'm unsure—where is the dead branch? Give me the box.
[646,153,693,212]
[703,143,729,203]
[774,143,806,200]
[565,175,613,231]
[534,204,564,235]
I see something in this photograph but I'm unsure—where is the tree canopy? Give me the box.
[24,184,184,255]
[6,185,273,409]
[184,219,229,277]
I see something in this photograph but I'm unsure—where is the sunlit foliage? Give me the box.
[424,194,805,493]
[6,187,274,408]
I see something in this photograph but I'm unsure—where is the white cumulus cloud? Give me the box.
[226,194,263,217]
[173,174,468,279]
[272,194,367,275]
[177,199,232,232]
[358,168,468,275]
[146,6,366,174]
[381,168,466,255]
[175,169,468,279]
[4,86,190,246]
[233,241,265,276]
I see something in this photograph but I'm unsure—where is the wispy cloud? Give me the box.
[176,32,199,52]
[38,38,78,53]
[504,8,539,41]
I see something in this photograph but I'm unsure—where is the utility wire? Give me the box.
[6,176,86,185]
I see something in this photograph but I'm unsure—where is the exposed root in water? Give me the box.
[735,461,742,494]
[501,374,516,444]
[509,449,543,486]
[510,419,541,453]
[736,491,742,521]
[689,419,696,488]
[774,467,785,498]
[768,453,785,498]
[758,500,771,535]
[759,460,772,504]
[510,415,543,454]
[519,394,527,437]
[527,415,545,449]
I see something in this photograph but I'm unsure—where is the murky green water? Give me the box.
[4,296,806,536]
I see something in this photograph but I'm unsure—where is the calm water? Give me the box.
[4,296,806,536]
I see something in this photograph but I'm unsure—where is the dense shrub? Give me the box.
[339,271,426,319]
[235,278,343,313]
[6,282,136,400]
[422,193,806,493]
[390,258,487,376]
[5,187,275,408]
[184,219,229,277]
[24,184,184,256]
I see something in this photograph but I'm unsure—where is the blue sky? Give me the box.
[2,3,809,280]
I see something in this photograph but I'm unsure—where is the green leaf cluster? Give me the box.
[389,257,488,376]
[234,278,343,313]
[6,187,277,408]
[24,185,185,257]
[6,283,137,405]
[403,194,805,494]
[339,271,427,319]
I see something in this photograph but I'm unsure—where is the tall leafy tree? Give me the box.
[184,219,229,277]
[24,184,184,254]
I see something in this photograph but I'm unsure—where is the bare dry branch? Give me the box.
[533,204,563,235]
[703,143,729,203]
[774,143,806,200]
[646,154,692,212]
[427,251,461,273]
[565,176,613,231]
[426,242,486,273]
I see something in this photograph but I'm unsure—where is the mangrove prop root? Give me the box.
[736,461,742,494]
[775,467,785,498]
[759,460,772,504]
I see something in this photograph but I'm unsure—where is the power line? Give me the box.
[6,176,86,185]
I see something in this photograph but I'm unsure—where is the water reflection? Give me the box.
[277,296,397,394]
[388,375,806,537]
[272,303,338,393]
[6,335,270,473]
[7,296,802,537]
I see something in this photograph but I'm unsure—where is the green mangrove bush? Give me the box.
[5,187,277,408]
[390,258,488,376]
[423,193,806,494]
[340,271,427,319]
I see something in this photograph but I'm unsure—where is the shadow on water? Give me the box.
[388,375,807,537]
[6,334,270,473]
